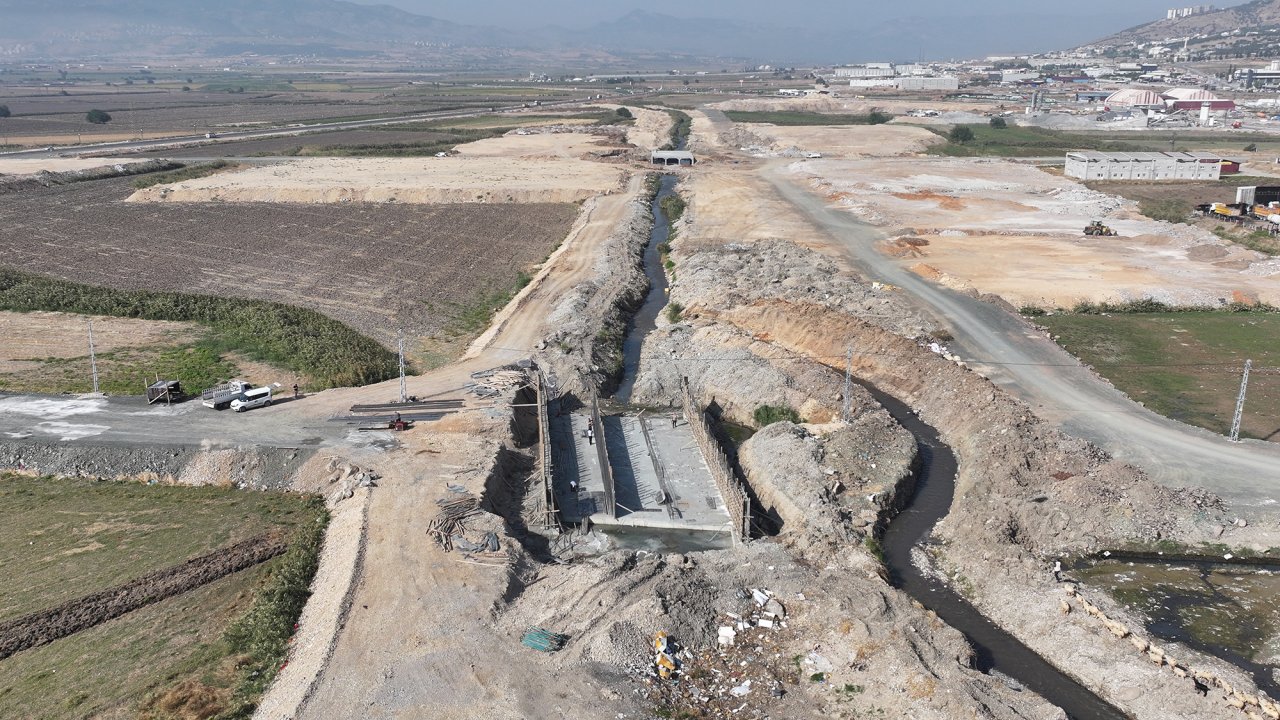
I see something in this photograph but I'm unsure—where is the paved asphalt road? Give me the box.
[0,392,345,449]
[764,163,1280,510]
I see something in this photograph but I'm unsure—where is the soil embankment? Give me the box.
[0,532,286,660]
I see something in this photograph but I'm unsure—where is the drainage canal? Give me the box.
[864,382,1129,720]
[613,173,678,403]
[1072,553,1280,696]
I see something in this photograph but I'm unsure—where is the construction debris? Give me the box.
[522,626,569,653]
[465,367,529,399]
[427,495,481,551]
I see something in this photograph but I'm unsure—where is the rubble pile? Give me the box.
[644,587,800,719]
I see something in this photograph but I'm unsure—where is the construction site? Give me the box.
[3,75,1280,720]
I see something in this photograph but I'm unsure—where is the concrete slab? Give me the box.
[549,412,605,523]
[549,410,732,534]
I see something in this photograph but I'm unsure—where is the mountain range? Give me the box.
[0,0,1207,65]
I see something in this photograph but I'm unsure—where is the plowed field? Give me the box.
[0,177,578,345]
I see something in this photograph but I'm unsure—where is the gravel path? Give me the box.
[763,161,1280,511]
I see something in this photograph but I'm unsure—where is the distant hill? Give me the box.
[1086,0,1280,55]
[0,0,514,58]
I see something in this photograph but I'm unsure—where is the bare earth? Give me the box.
[786,151,1280,307]
[0,311,200,374]
[0,158,155,175]
[127,152,627,205]
[739,122,943,158]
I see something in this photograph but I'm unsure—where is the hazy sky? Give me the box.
[353,0,1248,31]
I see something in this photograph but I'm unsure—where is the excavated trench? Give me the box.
[613,173,677,403]
[866,381,1129,720]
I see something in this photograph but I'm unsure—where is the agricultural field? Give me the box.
[0,473,324,720]
[924,124,1280,157]
[0,74,598,146]
[0,176,578,355]
[1035,311,1280,441]
[0,310,224,395]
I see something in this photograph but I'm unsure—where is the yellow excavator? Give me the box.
[1083,220,1117,237]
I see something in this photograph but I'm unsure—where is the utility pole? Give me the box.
[842,345,853,422]
[1230,359,1252,443]
[87,319,100,395]
[397,333,407,404]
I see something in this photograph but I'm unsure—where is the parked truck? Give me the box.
[202,380,252,410]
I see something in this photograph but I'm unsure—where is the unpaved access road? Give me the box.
[762,161,1280,511]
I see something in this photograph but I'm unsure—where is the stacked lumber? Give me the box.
[427,496,480,551]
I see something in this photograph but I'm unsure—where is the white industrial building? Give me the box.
[835,66,896,78]
[1064,151,1230,180]
[897,76,959,91]
[848,78,897,88]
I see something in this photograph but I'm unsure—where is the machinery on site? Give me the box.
[1084,220,1118,236]
[202,379,253,409]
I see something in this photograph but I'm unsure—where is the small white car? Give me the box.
[231,386,273,412]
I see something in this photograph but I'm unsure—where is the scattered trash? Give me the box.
[717,626,737,646]
[729,679,752,697]
[521,626,568,652]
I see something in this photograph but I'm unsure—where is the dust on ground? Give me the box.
[733,123,943,159]
[0,158,158,175]
[789,155,1280,307]
[0,311,201,374]
[127,150,627,205]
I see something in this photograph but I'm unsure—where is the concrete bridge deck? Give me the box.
[549,411,732,534]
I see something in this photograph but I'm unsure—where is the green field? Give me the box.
[723,110,891,126]
[0,269,398,389]
[925,124,1280,157]
[0,474,325,719]
[1036,312,1280,440]
[0,338,241,397]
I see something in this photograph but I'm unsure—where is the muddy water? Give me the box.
[613,173,677,402]
[1075,558,1280,695]
[865,383,1128,720]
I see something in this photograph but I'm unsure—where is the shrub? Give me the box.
[1019,305,1047,316]
[665,302,683,323]
[131,160,231,189]
[867,110,892,125]
[1138,197,1191,224]
[0,269,398,388]
[659,193,686,223]
[1245,143,1258,152]
[989,117,1007,129]
[948,126,975,144]
[615,106,633,119]
[221,504,327,717]
[753,404,801,427]
[85,109,111,124]
[0,104,10,118]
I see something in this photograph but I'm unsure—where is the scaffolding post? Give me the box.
[397,333,407,404]
[87,319,100,395]
[1230,359,1252,443]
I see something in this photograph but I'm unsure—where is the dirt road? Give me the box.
[762,162,1280,510]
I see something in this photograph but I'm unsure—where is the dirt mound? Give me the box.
[882,236,930,257]
[0,159,180,195]
[0,532,287,660]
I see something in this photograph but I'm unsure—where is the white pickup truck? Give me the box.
[202,380,252,410]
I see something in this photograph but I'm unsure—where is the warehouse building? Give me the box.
[1064,151,1238,180]
[897,76,959,91]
